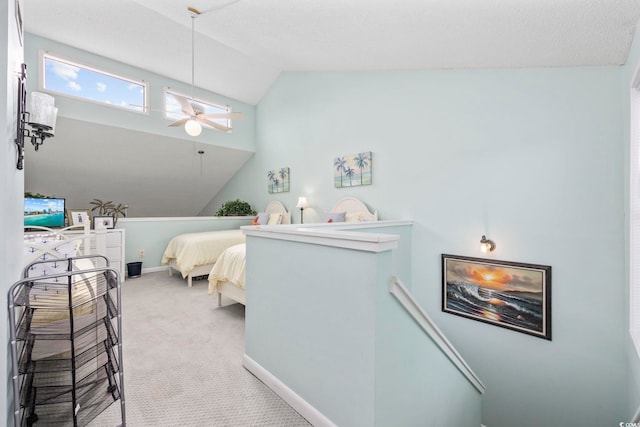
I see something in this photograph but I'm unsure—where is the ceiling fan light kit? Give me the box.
[185,118,202,136]
[165,7,243,137]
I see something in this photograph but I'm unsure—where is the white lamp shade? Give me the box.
[29,92,55,128]
[296,197,308,209]
[44,107,58,136]
[185,119,202,136]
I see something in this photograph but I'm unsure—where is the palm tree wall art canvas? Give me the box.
[333,151,372,188]
[267,167,290,193]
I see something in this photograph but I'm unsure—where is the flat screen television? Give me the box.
[24,197,66,228]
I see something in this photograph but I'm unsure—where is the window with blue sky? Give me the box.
[164,89,231,129]
[43,53,146,112]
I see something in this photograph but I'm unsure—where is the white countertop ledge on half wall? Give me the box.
[242,220,412,253]
[118,216,253,222]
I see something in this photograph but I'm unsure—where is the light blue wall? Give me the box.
[246,236,379,426]
[349,224,413,288]
[212,64,627,425]
[625,26,640,421]
[24,34,256,152]
[375,283,482,427]
[245,231,481,425]
[117,217,253,267]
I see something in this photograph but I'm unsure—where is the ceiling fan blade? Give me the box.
[198,117,231,132]
[199,112,245,120]
[168,117,190,127]
[171,93,196,116]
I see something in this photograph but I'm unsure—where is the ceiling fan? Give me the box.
[167,7,243,136]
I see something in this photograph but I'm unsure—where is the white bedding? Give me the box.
[207,198,378,307]
[161,229,245,278]
[208,243,246,294]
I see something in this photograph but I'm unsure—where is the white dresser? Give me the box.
[96,229,126,281]
[64,228,126,280]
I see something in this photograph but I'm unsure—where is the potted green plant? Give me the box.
[215,199,256,216]
[24,192,48,198]
[90,199,127,226]
[89,198,114,215]
[107,203,127,226]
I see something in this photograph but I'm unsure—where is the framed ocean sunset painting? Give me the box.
[442,254,551,340]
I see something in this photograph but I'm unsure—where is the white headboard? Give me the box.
[265,201,291,224]
[331,197,378,221]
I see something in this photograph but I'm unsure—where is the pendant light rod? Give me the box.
[191,14,194,100]
[188,7,200,101]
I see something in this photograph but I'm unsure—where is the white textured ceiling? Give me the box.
[24,0,640,105]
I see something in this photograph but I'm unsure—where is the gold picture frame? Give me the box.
[66,209,92,228]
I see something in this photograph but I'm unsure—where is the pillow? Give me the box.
[345,212,364,222]
[256,212,270,225]
[267,212,282,225]
[324,212,346,223]
[251,215,259,226]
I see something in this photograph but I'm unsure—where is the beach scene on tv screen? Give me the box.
[24,198,65,227]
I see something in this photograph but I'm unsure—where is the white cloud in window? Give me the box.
[96,82,106,92]
[52,61,79,81]
[67,81,81,91]
[127,83,139,91]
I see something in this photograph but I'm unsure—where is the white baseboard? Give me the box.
[242,354,336,427]
[141,265,170,274]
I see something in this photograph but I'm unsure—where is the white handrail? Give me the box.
[389,276,486,394]
[632,402,640,422]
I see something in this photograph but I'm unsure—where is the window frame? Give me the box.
[164,87,233,132]
[40,51,148,114]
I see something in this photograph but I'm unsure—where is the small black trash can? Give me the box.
[126,261,143,278]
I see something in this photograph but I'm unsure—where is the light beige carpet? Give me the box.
[90,270,311,426]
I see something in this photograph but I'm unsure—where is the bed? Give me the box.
[208,197,377,306]
[325,196,378,222]
[162,201,290,287]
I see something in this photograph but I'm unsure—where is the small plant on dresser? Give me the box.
[90,199,127,225]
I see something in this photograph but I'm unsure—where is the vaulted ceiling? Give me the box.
[25,0,640,106]
[21,0,640,216]
[23,118,253,217]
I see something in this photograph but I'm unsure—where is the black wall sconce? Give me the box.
[480,235,496,253]
[15,63,58,170]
